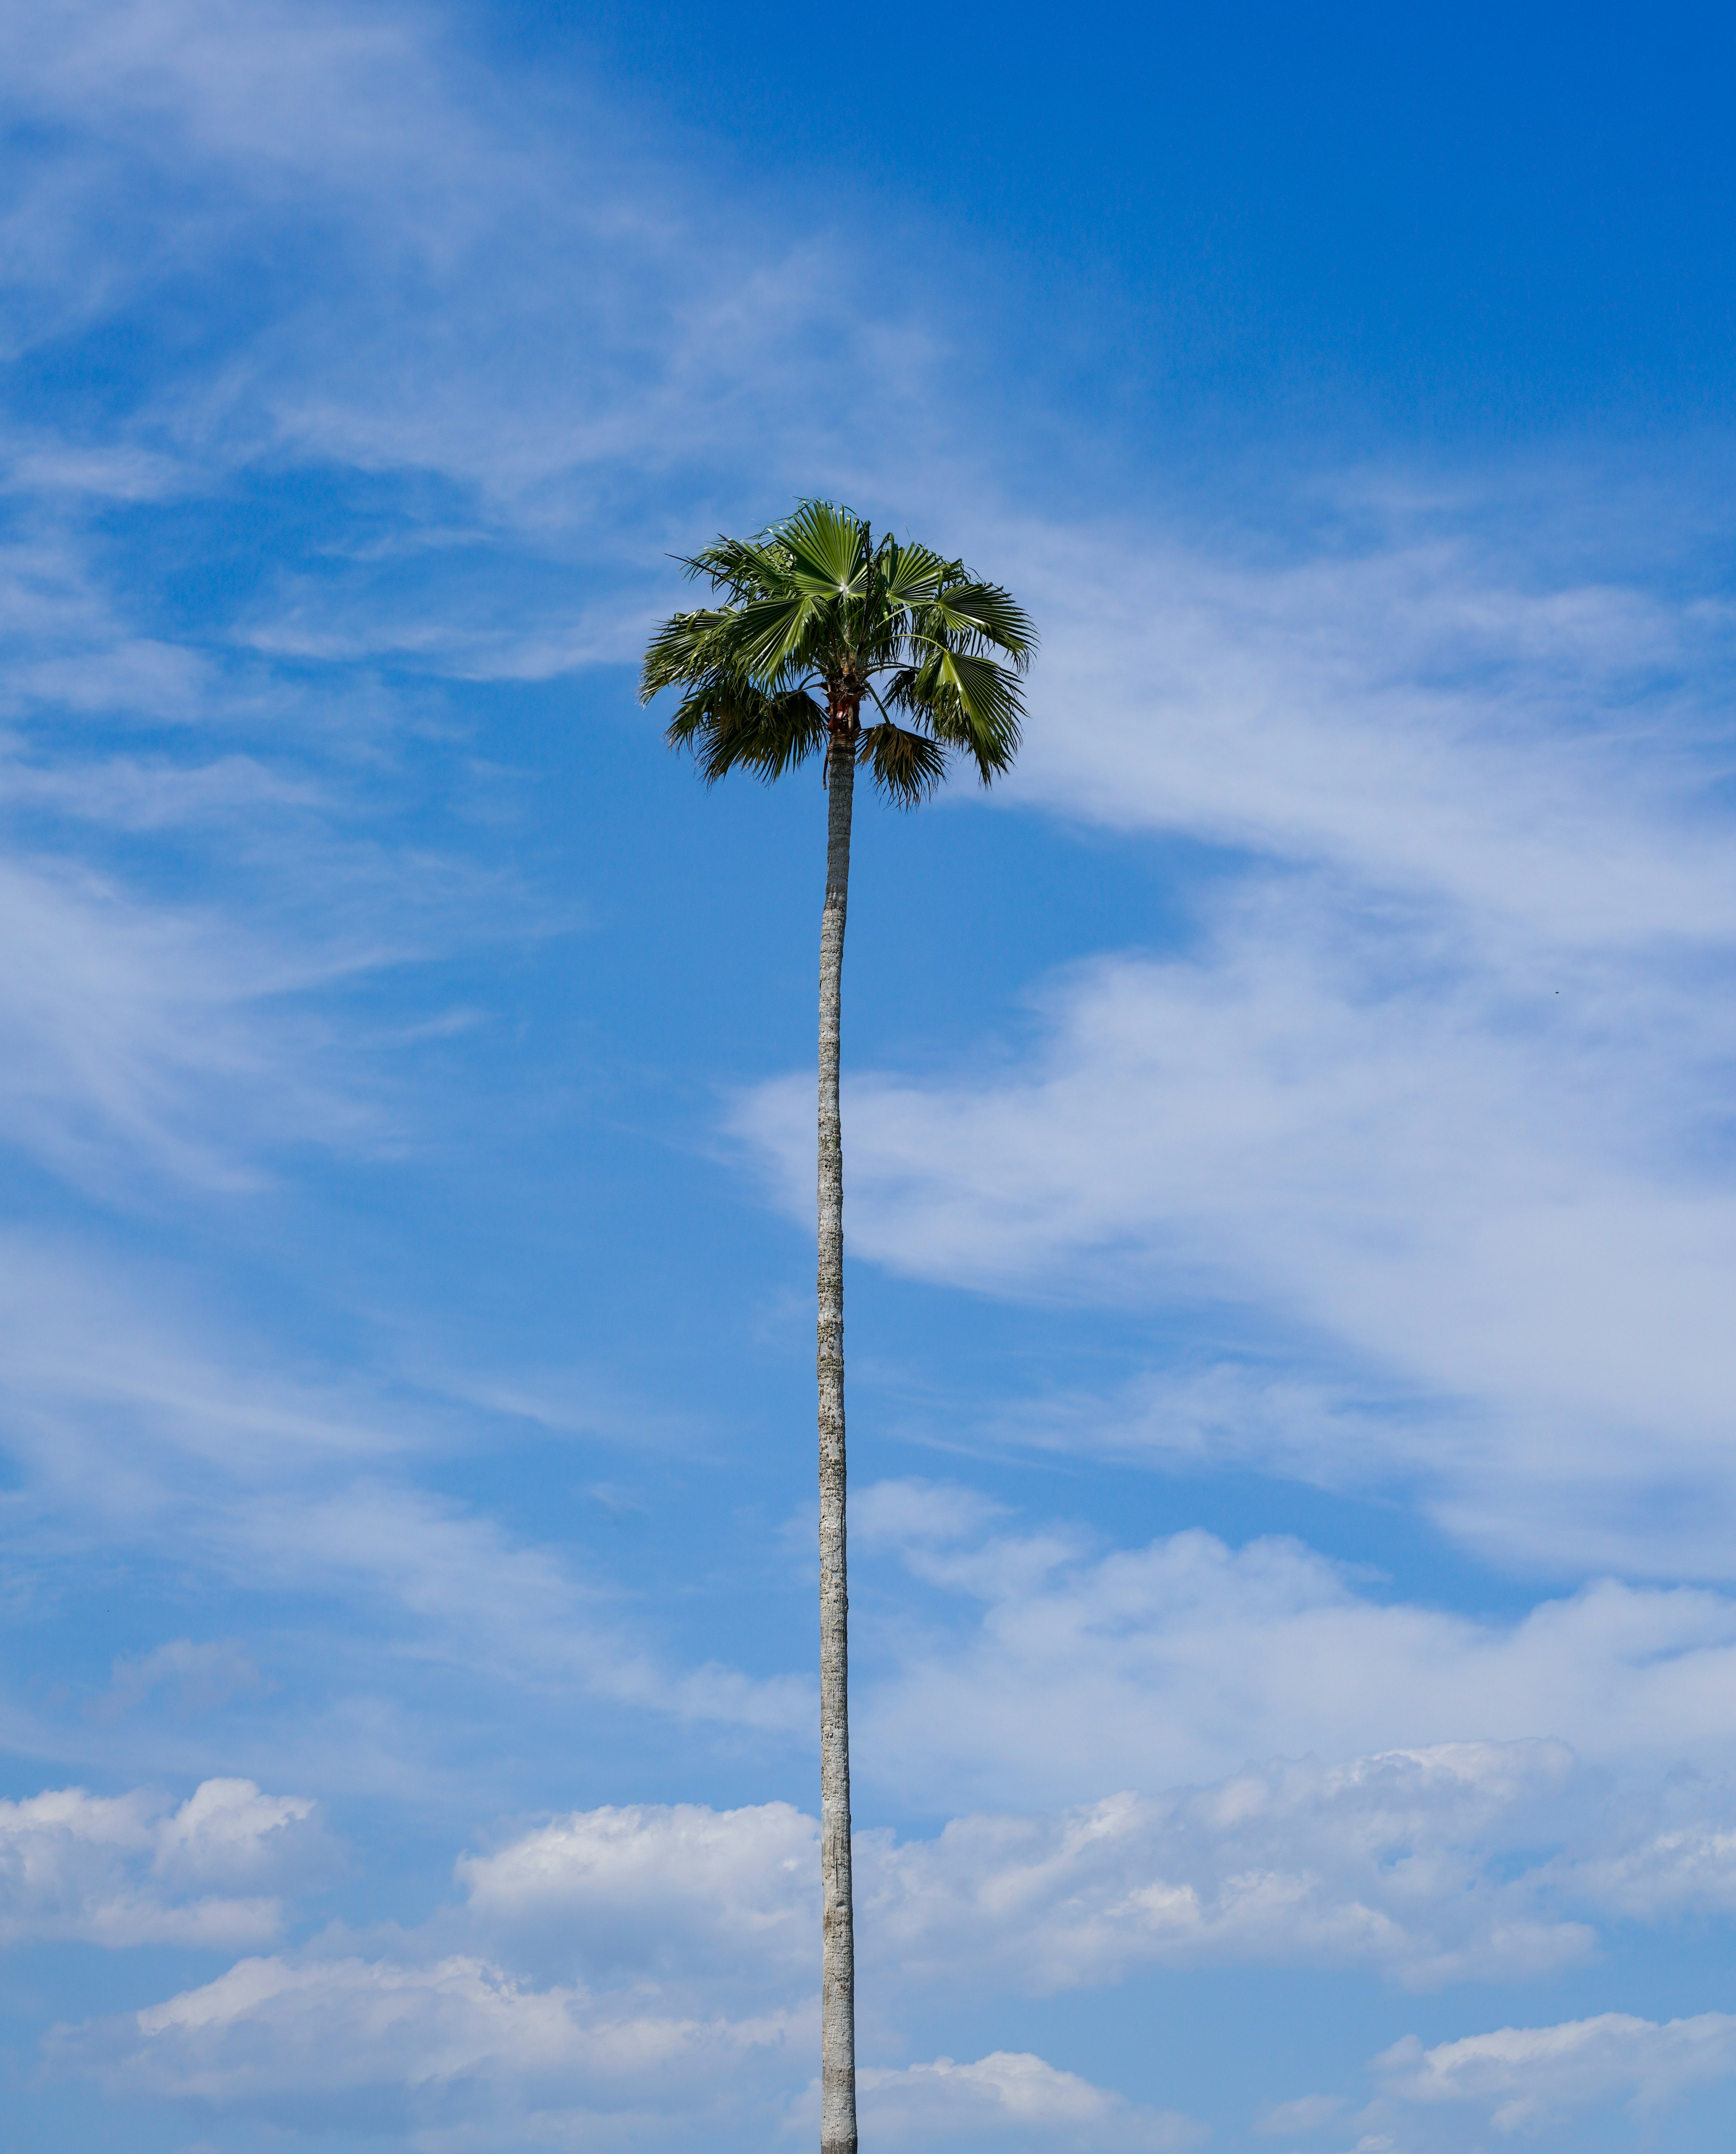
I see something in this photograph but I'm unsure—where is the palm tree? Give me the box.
[641,500,1035,2154]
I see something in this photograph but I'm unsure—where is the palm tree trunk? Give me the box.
[817,731,857,2154]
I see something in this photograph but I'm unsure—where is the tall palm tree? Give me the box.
[641,500,1035,2154]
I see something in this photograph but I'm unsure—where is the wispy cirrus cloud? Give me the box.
[734,492,1736,1582]
[0,0,954,588]
[847,1484,1736,1805]
[0,855,390,1194]
[998,496,1736,942]
[0,1237,807,1799]
[0,0,951,1233]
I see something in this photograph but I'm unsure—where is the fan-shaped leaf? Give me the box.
[665,681,827,784]
[857,721,948,805]
[776,500,866,595]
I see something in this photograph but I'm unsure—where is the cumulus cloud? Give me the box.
[53,1770,1736,2143]
[1559,1809,1736,1920]
[853,2051,1204,2151]
[857,1746,1598,1993]
[1374,2008,1736,2132]
[52,1942,1194,2154]
[49,1947,805,2142]
[458,1801,818,1989]
[455,1741,1736,2002]
[0,1777,320,1946]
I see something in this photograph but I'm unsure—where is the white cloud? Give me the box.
[850,1500,1736,1806]
[0,1241,807,1796]
[458,1802,818,1989]
[5,18,1736,2145]
[1375,2009,1736,2132]
[0,0,946,1234]
[857,1747,1596,1993]
[734,855,1736,1578]
[51,1949,807,2144]
[451,1739,1736,2004]
[1556,1809,1736,1920]
[996,504,1736,945]
[0,1777,319,1945]
[23,6,1736,1611]
[0,507,228,723]
[853,1477,1011,1549]
[46,1773,1736,2142]
[0,0,954,611]
[52,1938,1196,2154]
[0,854,387,1194]
[0,515,524,1213]
[853,2052,1203,2151]
[95,1639,268,1724]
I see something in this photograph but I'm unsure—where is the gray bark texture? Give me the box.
[817,731,858,2154]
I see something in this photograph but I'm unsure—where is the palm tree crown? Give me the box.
[640,498,1036,795]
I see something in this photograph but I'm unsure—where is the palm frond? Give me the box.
[876,540,953,608]
[732,593,822,675]
[665,680,828,784]
[888,649,1024,781]
[775,500,866,597]
[641,607,737,697]
[921,581,1037,662]
[677,535,791,603]
[856,720,948,806]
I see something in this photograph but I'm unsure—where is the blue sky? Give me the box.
[4,1,1736,2149]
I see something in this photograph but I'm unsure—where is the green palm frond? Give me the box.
[921,581,1037,660]
[679,533,792,594]
[875,539,953,608]
[733,594,821,674]
[856,721,948,805]
[641,500,1036,803]
[641,608,737,694]
[664,680,828,784]
[884,650,1023,780]
[778,500,867,596]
